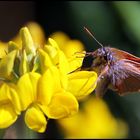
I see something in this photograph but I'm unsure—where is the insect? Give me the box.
[82,27,140,97]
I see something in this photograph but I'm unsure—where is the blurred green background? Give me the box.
[1,1,140,139]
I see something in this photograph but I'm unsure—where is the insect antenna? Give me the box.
[84,26,104,48]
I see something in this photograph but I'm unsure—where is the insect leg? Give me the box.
[95,65,110,97]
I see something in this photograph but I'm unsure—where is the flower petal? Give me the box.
[68,51,85,73]
[37,66,61,106]
[25,105,47,133]
[17,72,41,111]
[58,50,69,89]
[62,40,84,58]
[26,22,46,47]
[0,83,21,114]
[20,27,36,56]
[68,71,97,99]
[19,50,29,76]
[38,49,54,73]
[57,97,128,139]
[0,50,17,79]
[44,38,62,66]
[44,44,58,61]
[0,103,17,128]
[49,31,70,50]
[12,22,45,49]
[48,38,59,50]
[41,91,79,119]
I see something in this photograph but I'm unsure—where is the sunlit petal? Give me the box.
[0,83,21,114]
[38,49,54,73]
[25,105,47,133]
[68,51,85,73]
[41,91,79,119]
[0,103,17,128]
[20,27,36,56]
[58,97,128,139]
[49,31,70,50]
[26,22,46,47]
[48,38,59,50]
[68,71,97,99]
[17,72,41,110]
[58,50,69,89]
[37,66,62,106]
[12,22,45,48]
[62,40,84,58]
[0,50,17,79]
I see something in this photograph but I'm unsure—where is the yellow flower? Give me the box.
[12,21,46,48]
[25,104,47,133]
[49,31,84,58]
[0,23,98,133]
[44,38,97,98]
[0,83,21,128]
[49,31,85,72]
[0,22,45,59]
[37,66,79,119]
[67,71,97,99]
[57,96,129,139]
[22,33,97,132]
[16,72,48,133]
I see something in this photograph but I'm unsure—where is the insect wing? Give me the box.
[114,59,140,95]
[110,48,140,63]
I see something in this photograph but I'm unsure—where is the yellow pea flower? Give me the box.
[0,103,17,128]
[20,27,36,58]
[37,66,62,106]
[0,23,98,134]
[12,21,46,48]
[36,38,97,122]
[16,72,41,111]
[14,72,47,133]
[50,32,85,73]
[49,31,70,49]
[45,37,97,99]
[57,96,128,139]
[40,91,78,119]
[49,31,84,58]
[68,71,97,99]
[16,69,78,132]
[0,83,21,128]
[25,104,47,133]
[37,66,78,119]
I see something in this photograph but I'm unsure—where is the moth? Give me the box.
[82,27,140,97]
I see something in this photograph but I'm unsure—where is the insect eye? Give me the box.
[107,53,112,61]
[82,55,94,68]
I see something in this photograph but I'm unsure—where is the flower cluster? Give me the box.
[0,22,97,133]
